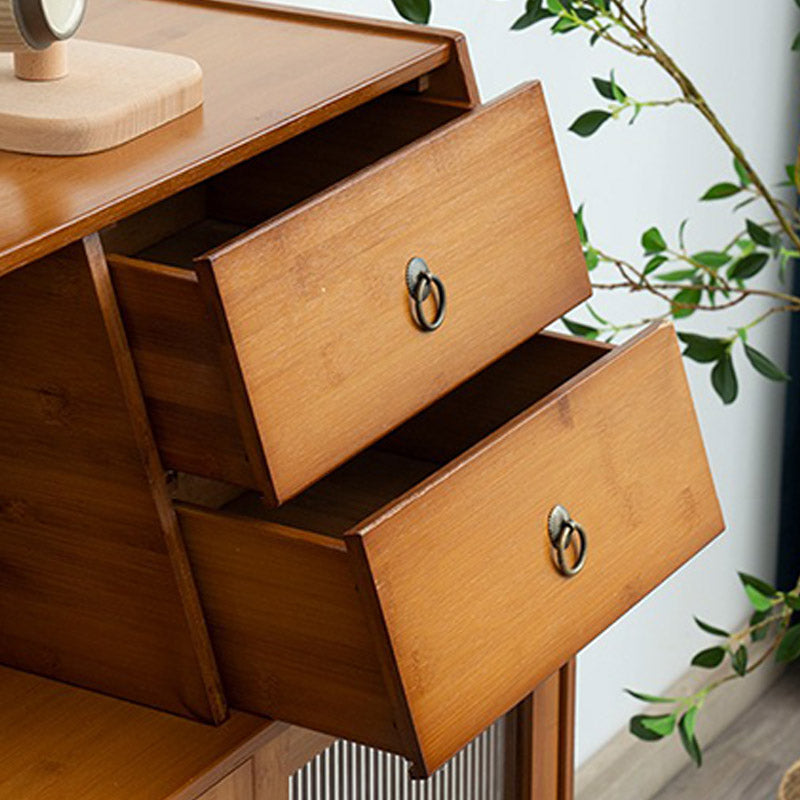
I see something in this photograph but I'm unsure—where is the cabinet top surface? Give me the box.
[0,0,456,277]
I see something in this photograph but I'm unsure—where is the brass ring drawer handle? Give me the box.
[547,505,588,578]
[406,256,446,332]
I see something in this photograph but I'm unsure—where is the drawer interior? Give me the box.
[182,331,612,532]
[101,92,466,267]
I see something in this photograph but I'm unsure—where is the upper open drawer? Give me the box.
[176,323,723,777]
[107,82,590,505]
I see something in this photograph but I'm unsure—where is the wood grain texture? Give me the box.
[178,505,404,755]
[559,660,577,800]
[200,82,590,502]
[0,665,270,800]
[176,325,722,775]
[509,675,561,800]
[252,727,335,800]
[0,41,203,155]
[348,322,724,775]
[506,662,576,800]
[107,92,466,492]
[0,240,223,722]
[0,0,473,276]
[197,763,253,800]
[109,255,259,488]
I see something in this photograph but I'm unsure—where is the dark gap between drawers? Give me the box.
[101,91,466,268]
[209,331,612,538]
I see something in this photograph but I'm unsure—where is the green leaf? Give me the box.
[569,110,611,137]
[644,255,668,274]
[776,624,800,663]
[671,288,701,319]
[785,595,800,611]
[678,219,689,250]
[625,689,677,704]
[712,352,738,403]
[679,708,703,767]
[629,714,677,741]
[732,645,748,677]
[679,334,727,364]
[734,157,752,187]
[728,252,769,280]
[562,317,599,339]
[746,220,772,248]
[551,15,580,33]
[744,345,789,382]
[389,0,431,23]
[701,182,741,201]
[694,617,730,637]
[742,583,773,612]
[512,2,554,30]
[574,204,588,245]
[642,226,667,254]
[585,248,600,270]
[692,251,731,269]
[750,609,771,642]
[593,74,627,101]
[738,572,777,598]
[691,646,726,669]
[660,269,697,282]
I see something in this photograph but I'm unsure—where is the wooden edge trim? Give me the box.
[84,233,228,724]
[204,81,541,263]
[0,30,454,279]
[174,502,348,553]
[504,660,576,800]
[442,33,480,105]
[106,252,200,282]
[344,534,428,776]
[193,259,279,506]
[558,659,577,800]
[167,720,288,800]
[164,0,470,46]
[353,321,672,540]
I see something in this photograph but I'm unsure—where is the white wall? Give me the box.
[273,0,800,766]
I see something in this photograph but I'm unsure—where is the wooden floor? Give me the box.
[652,666,800,800]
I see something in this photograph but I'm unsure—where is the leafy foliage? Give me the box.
[389,0,431,24]
[393,0,800,769]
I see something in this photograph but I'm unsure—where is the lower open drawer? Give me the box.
[177,323,723,777]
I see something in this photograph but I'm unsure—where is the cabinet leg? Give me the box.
[506,658,576,800]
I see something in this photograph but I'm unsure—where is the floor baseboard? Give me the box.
[576,645,785,800]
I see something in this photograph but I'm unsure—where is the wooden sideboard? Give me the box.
[0,0,725,796]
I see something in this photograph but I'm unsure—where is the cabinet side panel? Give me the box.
[0,241,223,721]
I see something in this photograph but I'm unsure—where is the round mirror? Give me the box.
[7,0,86,49]
[39,0,84,39]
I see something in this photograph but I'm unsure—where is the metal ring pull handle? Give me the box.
[547,505,588,578]
[406,257,446,332]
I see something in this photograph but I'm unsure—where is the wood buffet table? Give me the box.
[0,1,724,797]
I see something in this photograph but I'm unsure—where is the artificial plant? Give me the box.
[391,0,800,767]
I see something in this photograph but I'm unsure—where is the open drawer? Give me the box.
[176,323,723,777]
[107,82,590,506]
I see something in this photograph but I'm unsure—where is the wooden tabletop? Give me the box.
[0,665,276,800]
[0,0,460,277]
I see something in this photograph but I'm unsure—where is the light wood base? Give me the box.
[0,40,202,155]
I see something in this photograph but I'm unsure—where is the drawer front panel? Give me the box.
[348,323,723,774]
[200,82,590,503]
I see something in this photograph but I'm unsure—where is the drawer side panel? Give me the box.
[178,505,404,754]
